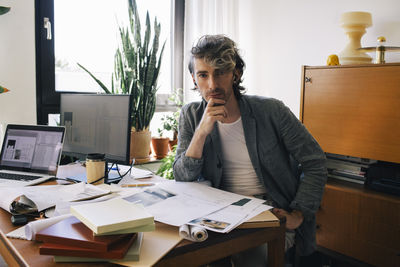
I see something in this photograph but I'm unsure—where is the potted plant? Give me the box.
[160,88,183,149]
[78,0,165,164]
[151,128,170,160]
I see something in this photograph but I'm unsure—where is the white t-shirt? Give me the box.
[217,117,266,197]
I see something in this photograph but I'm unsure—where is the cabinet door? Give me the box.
[317,183,400,267]
[301,65,400,163]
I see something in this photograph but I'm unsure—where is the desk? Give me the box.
[0,208,286,267]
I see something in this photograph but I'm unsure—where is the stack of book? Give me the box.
[326,153,377,184]
[36,198,155,263]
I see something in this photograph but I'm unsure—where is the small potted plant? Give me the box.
[151,127,170,159]
[160,112,179,150]
[160,88,183,149]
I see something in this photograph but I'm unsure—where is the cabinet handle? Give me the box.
[305,77,312,83]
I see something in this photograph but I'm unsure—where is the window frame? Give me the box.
[35,0,184,124]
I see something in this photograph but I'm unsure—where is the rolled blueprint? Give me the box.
[179,224,208,242]
[25,214,72,240]
[190,225,208,242]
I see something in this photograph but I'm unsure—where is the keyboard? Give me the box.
[0,172,41,181]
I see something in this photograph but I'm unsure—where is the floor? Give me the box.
[298,251,375,267]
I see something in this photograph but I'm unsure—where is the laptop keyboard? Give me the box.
[0,172,41,181]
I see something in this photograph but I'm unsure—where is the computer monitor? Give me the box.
[60,94,132,165]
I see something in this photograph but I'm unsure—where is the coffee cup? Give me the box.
[86,153,106,184]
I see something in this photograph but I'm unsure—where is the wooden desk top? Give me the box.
[0,207,286,267]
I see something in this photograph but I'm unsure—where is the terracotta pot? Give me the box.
[130,129,151,164]
[151,137,170,159]
[168,138,178,150]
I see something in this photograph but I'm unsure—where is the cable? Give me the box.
[106,159,136,183]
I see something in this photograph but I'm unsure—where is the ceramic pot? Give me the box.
[130,129,151,164]
[151,137,170,159]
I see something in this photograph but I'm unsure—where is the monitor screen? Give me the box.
[60,94,132,165]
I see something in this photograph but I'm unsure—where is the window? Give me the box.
[36,0,184,125]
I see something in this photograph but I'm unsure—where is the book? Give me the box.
[39,233,137,259]
[237,210,280,229]
[53,232,143,262]
[35,216,134,252]
[93,222,155,236]
[328,174,365,185]
[70,198,154,234]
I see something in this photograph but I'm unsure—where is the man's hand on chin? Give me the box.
[273,208,304,230]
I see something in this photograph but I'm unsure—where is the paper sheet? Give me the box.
[122,180,269,229]
[0,183,110,213]
[122,182,239,226]
[6,214,71,240]
[188,200,271,233]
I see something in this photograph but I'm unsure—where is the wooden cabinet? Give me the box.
[317,180,400,267]
[300,64,400,267]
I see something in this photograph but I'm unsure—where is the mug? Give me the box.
[86,153,106,184]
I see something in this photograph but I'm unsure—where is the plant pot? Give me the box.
[168,131,178,150]
[130,129,151,164]
[151,137,170,159]
[168,138,178,150]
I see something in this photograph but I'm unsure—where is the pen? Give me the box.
[121,183,155,187]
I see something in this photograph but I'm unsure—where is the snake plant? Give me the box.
[0,6,10,16]
[78,0,165,132]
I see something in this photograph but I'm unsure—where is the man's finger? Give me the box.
[208,98,225,106]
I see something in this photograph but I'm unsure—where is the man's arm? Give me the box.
[185,98,226,159]
[277,102,327,221]
[173,99,226,181]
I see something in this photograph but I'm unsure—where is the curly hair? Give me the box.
[188,35,246,99]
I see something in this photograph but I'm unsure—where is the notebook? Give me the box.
[0,124,65,186]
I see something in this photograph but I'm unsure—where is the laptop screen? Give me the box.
[0,125,65,175]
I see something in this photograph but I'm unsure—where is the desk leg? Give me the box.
[267,225,285,267]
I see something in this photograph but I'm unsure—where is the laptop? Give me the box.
[0,124,65,186]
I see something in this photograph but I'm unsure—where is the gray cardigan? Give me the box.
[173,95,327,255]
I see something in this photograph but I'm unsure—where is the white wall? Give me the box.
[237,0,400,116]
[0,0,36,141]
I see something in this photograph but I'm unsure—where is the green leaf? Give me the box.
[77,63,111,94]
[77,0,165,131]
[0,6,10,16]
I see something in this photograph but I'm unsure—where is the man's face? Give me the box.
[192,58,236,103]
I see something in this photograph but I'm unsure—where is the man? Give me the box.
[173,35,327,265]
